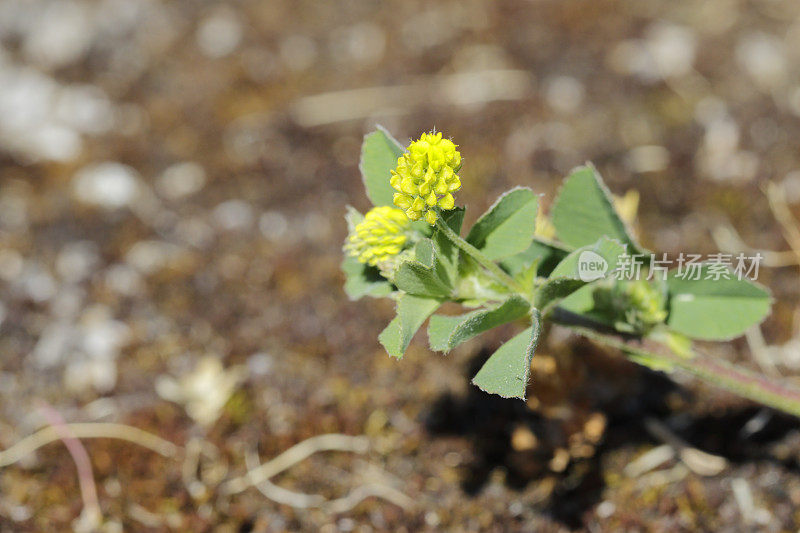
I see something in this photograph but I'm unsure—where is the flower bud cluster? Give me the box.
[345,206,411,267]
[391,132,461,225]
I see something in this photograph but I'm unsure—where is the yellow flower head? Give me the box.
[345,206,411,267]
[391,131,462,225]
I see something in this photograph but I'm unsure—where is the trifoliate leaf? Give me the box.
[666,265,772,340]
[552,165,640,251]
[379,295,441,358]
[428,296,530,353]
[472,313,541,400]
[466,187,539,261]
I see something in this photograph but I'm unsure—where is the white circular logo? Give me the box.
[577,250,609,282]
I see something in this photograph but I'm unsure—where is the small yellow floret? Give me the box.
[390,132,462,224]
[345,206,411,267]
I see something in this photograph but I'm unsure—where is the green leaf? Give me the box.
[551,165,640,251]
[466,187,539,261]
[557,284,597,315]
[549,236,628,281]
[501,238,569,278]
[428,296,530,353]
[666,266,772,340]
[359,126,406,206]
[535,237,628,316]
[472,313,541,400]
[379,295,441,358]
[534,278,585,314]
[341,254,393,300]
[414,237,453,288]
[394,260,451,298]
[414,239,435,268]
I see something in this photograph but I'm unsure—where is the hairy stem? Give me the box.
[562,324,800,418]
[434,216,524,294]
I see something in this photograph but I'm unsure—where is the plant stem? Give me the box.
[562,324,800,418]
[434,214,800,418]
[434,216,524,294]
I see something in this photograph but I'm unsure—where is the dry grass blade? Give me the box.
[0,423,180,468]
[221,433,369,495]
[645,418,727,477]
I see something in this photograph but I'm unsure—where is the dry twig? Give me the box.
[221,433,368,495]
[0,423,180,467]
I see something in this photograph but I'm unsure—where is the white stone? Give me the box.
[645,23,696,79]
[247,352,274,376]
[213,200,254,231]
[0,68,56,131]
[80,315,129,361]
[26,123,82,162]
[156,162,206,199]
[544,75,585,114]
[259,211,288,240]
[65,357,118,394]
[608,24,696,82]
[196,8,242,58]
[736,33,787,89]
[104,263,144,296]
[125,240,184,274]
[55,85,114,135]
[34,322,74,368]
[73,162,141,209]
[330,23,385,66]
[22,1,92,69]
[56,241,99,283]
[626,145,670,173]
[18,262,57,302]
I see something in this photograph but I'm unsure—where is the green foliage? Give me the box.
[666,266,771,340]
[428,296,530,353]
[394,259,452,298]
[593,279,668,334]
[534,237,628,313]
[341,254,393,300]
[552,165,639,251]
[379,295,441,358]
[466,187,539,260]
[501,239,569,278]
[548,236,627,280]
[472,313,541,400]
[345,126,779,408]
[360,126,406,206]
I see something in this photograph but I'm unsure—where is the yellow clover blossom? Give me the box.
[345,206,411,268]
[391,131,462,225]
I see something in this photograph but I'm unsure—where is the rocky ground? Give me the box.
[2,0,800,531]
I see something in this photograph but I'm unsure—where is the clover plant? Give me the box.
[343,126,800,417]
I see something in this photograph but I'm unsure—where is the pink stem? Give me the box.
[37,402,101,522]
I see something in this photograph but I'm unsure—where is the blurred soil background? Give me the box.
[2,0,800,531]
